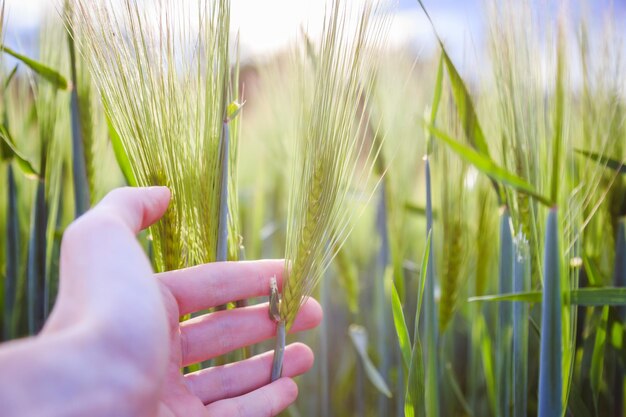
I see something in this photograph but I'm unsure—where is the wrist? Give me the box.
[0,323,161,417]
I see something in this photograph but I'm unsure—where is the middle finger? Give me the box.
[180,299,322,366]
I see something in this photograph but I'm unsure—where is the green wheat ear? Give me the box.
[70,0,236,272]
[280,0,390,331]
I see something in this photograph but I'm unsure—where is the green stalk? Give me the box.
[550,28,565,205]
[423,157,439,417]
[538,208,562,417]
[65,1,91,216]
[613,217,625,417]
[3,163,18,341]
[496,207,513,417]
[512,234,529,417]
[319,270,330,417]
[216,120,229,263]
[27,180,47,334]
[375,184,391,416]
[271,320,286,382]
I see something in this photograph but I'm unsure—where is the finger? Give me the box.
[185,343,313,404]
[57,186,171,307]
[49,187,171,339]
[204,377,298,417]
[180,299,322,366]
[91,186,171,233]
[157,260,284,315]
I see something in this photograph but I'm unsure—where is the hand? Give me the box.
[0,187,322,417]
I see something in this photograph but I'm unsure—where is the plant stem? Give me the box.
[271,320,286,382]
[27,179,47,334]
[4,163,18,341]
[65,1,91,216]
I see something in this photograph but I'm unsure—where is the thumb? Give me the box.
[91,186,171,233]
[46,187,171,342]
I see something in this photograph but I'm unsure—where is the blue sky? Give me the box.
[2,0,625,64]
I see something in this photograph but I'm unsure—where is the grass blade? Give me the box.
[405,336,425,417]
[550,28,565,204]
[416,0,487,155]
[425,123,551,206]
[614,217,625,306]
[405,231,430,417]
[1,45,69,90]
[349,324,392,398]
[538,208,562,417]
[3,63,17,89]
[471,287,626,306]
[391,280,411,374]
[105,115,136,187]
[575,150,626,174]
[0,126,39,179]
[426,52,444,155]
[589,305,608,413]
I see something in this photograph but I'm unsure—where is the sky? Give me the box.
[2,0,483,61]
[2,0,625,70]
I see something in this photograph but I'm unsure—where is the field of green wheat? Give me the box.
[0,0,625,416]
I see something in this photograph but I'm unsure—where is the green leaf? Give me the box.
[469,292,542,303]
[348,324,392,398]
[391,277,411,374]
[404,202,426,216]
[424,123,551,206]
[470,287,626,306]
[4,64,18,89]
[1,45,69,90]
[416,230,432,334]
[106,115,137,187]
[0,125,39,179]
[476,314,497,414]
[426,53,444,155]
[226,100,245,121]
[590,306,608,411]
[405,336,426,417]
[550,31,565,204]
[417,1,489,155]
[442,51,490,156]
[575,149,625,174]
[430,53,444,127]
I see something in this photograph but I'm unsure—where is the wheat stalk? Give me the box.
[270,0,390,380]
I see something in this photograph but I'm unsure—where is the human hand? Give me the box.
[0,187,322,417]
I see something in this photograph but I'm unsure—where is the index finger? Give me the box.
[157,260,285,315]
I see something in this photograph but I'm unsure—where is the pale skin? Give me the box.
[0,187,322,417]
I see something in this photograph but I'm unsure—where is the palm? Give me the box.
[46,188,321,417]
[155,263,321,416]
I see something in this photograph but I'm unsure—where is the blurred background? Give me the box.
[2,1,626,416]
